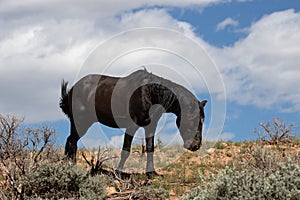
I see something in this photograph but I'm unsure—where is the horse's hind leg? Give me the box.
[65,123,79,164]
[65,121,91,164]
[117,127,137,173]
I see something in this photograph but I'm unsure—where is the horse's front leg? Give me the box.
[144,112,162,176]
[145,135,155,173]
[117,130,136,173]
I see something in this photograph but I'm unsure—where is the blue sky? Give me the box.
[171,0,300,47]
[176,0,300,141]
[1,0,300,148]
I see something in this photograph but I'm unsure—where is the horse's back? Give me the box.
[71,70,155,128]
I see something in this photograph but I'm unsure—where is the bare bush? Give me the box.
[0,114,58,199]
[254,118,297,145]
[81,146,117,176]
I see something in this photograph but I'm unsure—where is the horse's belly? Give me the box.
[97,116,119,128]
[97,115,133,129]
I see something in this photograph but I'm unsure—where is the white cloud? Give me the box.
[0,5,221,123]
[0,0,230,19]
[0,22,95,121]
[209,9,300,112]
[216,17,239,31]
[1,0,299,127]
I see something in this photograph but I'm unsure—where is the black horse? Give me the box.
[60,69,207,174]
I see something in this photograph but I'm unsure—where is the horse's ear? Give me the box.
[199,100,207,108]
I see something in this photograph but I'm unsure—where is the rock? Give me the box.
[207,148,215,154]
[106,186,117,196]
[221,142,228,148]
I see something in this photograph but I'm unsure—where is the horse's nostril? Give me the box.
[191,144,200,151]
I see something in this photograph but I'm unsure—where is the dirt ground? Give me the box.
[1,141,299,199]
[76,141,300,199]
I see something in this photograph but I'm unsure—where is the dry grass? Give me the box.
[74,140,300,200]
[1,140,299,199]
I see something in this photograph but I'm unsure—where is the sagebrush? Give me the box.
[23,163,106,200]
[181,148,300,200]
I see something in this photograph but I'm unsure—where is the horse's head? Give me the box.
[176,100,207,151]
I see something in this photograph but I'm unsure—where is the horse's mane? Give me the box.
[137,69,196,111]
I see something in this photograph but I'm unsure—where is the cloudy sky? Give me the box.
[1,0,300,148]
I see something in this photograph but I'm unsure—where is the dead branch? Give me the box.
[254,118,296,145]
[81,146,117,176]
[0,114,57,198]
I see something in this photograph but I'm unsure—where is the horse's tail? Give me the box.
[60,80,70,118]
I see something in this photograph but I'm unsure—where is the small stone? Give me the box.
[106,186,117,196]
[207,148,215,154]
[221,142,228,148]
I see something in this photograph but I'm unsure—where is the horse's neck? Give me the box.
[149,83,180,116]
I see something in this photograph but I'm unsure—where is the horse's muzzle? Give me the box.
[184,141,201,151]
[187,144,201,151]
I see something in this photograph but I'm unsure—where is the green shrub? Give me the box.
[0,114,60,199]
[249,147,278,171]
[181,159,300,200]
[131,185,169,200]
[23,163,106,200]
[214,141,227,149]
[156,136,164,149]
[226,140,233,146]
[233,141,242,147]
